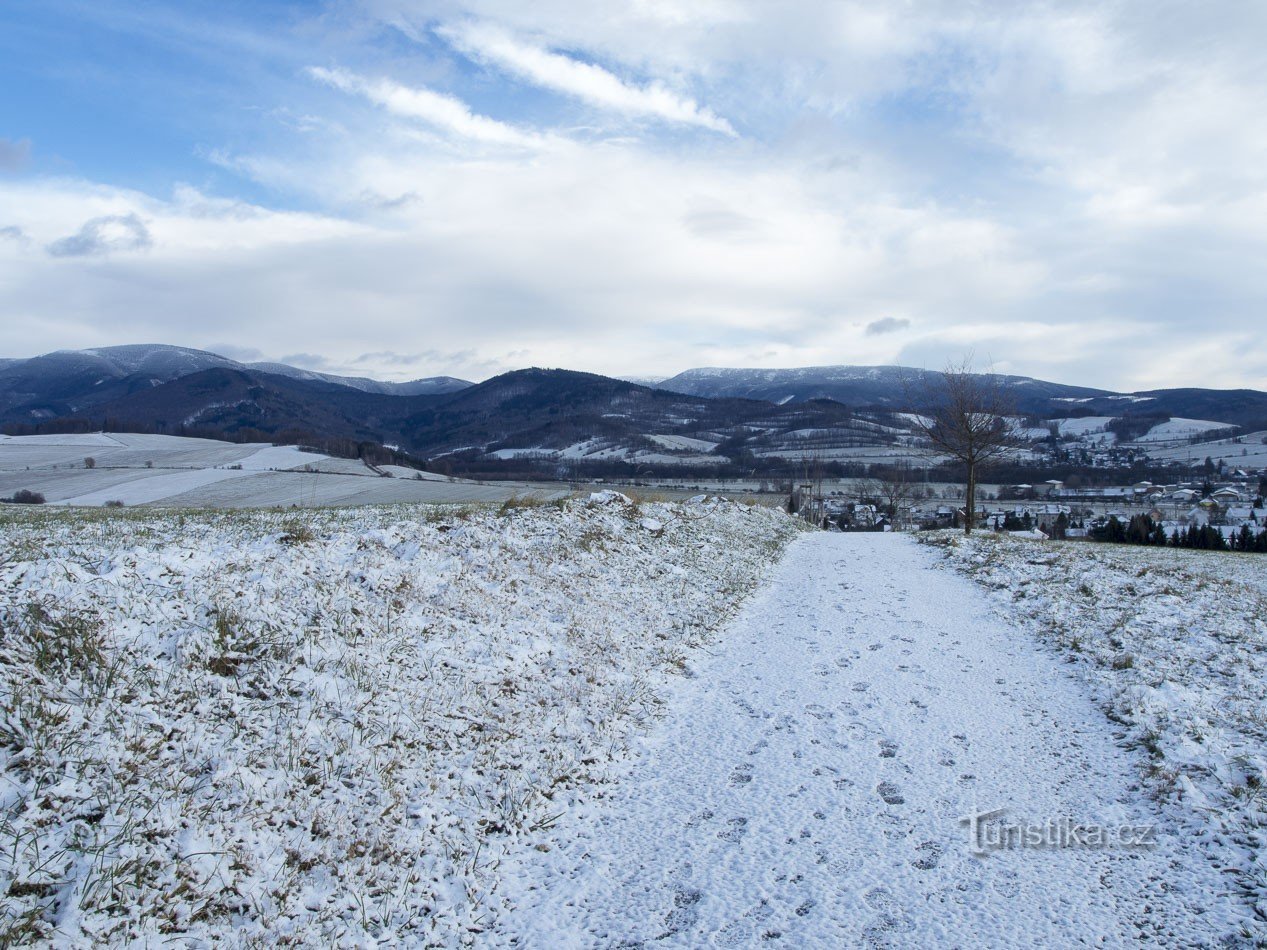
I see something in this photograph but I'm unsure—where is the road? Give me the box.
[494,532,1244,947]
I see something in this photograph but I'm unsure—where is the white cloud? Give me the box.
[2,1,1267,392]
[439,21,736,135]
[47,213,153,257]
[308,66,541,147]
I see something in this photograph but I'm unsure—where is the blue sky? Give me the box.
[2,1,1266,389]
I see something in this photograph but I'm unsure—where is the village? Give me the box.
[806,470,1266,543]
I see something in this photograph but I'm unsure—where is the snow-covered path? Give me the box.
[496,533,1245,947]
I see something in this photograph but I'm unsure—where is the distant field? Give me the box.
[1135,430,1267,467]
[0,433,566,508]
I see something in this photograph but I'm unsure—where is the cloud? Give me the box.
[865,316,911,336]
[3,3,1267,390]
[682,206,762,239]
[439,21,736,135]
[278,352,330,369]
[46,214,153,257]
[308,66,541,147]
[354,350,424,366]
[0,138,31,173]
[206,343,264,362]
[0,225,26,243]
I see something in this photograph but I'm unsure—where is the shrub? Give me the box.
[498,494,549,516]
[279,521,315,545]
[7,490,46,505]
[84,457,96,469]
[103,500,125,509]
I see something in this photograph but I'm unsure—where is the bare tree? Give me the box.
[909,357,1019,535]
[864,462,917,527]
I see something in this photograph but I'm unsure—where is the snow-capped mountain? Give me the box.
[656,364,1110,413]
[0,344,473,419]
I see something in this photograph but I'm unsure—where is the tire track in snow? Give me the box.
[495,533,1245,947]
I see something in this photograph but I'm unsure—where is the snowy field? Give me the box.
[0,494,801,944]
[0,433,565,508]
[1129,417,1234,444]
[929,532,1267,931]
[1139,431,1267,468]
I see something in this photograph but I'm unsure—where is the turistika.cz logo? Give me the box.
[960,807,1157,855]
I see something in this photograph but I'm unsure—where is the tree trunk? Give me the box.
[964,462,976,535]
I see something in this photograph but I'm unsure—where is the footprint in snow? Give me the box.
[659,888,702,938]
[717,817,749,842]
[878,739,898,759]
[861,913,917,948]
[852,682,870,693]
[867,642,884,651]
[714,901,779,947]
[730,763,755,786]
[994,877,1021,898]
[835,656,852,668]
[804,704,833,720]
[862,886,900,914]
[877,782,905,805]
[712,918,756,947]
[827,855,862,875]
[912,840,943,870]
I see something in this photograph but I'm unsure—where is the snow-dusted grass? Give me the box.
[0,495,802,944]
[925,532,1267,925]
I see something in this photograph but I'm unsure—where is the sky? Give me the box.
[1,0,1266,390]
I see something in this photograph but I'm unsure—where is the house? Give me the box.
[1182,506,1210,526]
[1211,487,1242,502]
[1172,488,1199,502]
[1041,479,1064,496]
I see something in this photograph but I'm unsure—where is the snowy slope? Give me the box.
[0,495,801,944]
[1133,417,1233,442]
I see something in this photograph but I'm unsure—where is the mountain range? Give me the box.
[2,345,1265,474]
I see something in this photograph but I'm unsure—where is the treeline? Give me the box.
[1105,413,1171,442]
[1091,514,1267,553]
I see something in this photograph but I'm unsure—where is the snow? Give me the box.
[493,534,1247,944]
[377,464,454,481]
[52,467,256,506]
[0,434,549,508]
[929,531,1267,930]
[5,494,1261,943]
[646,434,720,452]
[0,433,125,448]
[18,441,331,506]
[1133,417,1234,442]
[0,496,801,944]
[231,444,326,471]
